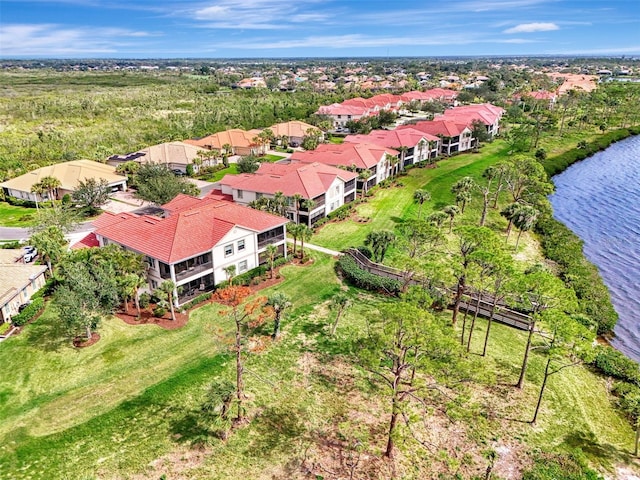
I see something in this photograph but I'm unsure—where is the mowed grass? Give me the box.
[0,201,37,228]
[0,253,341,479]
[312,141,511,252]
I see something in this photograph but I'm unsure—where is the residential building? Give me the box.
[93,196,288,306]
[217,161,358,225]
[316,103,373,128]
[439,103,505,138]
[344,128,440,167]
[267,121,323,147]
[107,141,210,174]
[291,142,399,192]
[0,250,47,324]
[0,160,127,203]
[185,129,266,156]
[399,120,474,155]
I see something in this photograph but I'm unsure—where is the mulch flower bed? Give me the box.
[73,332,101,348]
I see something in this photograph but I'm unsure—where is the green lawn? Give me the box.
[0,201,37,228]
[312,141,511,252]
[201,164,239,182]
[261,154,286,163]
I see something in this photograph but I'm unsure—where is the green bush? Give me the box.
[31,278,55,299]
[153,306,167,317]
[11,297,45,326]
[535,214,618,334]
[589,345,640,385]
[327,203,353,221]
[180,292,213,311]
[139,292,151,309]
[232,265,267,286]
[337,255,401,296]
[0,322,12,335]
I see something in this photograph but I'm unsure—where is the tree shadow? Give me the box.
[246,405,306,457]
[25,318,68,352]
[563,430,634,464]
[390,216,405,224]
[169,409,225,446]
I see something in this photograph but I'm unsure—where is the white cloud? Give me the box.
[0,24,159,56]
[504,22,559,33]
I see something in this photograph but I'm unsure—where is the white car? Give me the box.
[23,246,38,263]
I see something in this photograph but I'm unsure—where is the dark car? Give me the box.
[172,169,185,176]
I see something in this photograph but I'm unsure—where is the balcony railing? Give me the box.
[258,233,285,248]
[175,262,213,281]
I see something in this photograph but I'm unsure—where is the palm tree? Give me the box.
[301,199,316,226]
[298,225,313,260]
[427,211,448,229]
[264,244,278,279]
[330,293,351,335]
[364,230,396,262]
[33,176,61,209]
[267,292,291,339]
[396,145,409,171]
[512,205,539,249]
[443,205,460,233]
[288,222,301,256]
[272,191,287,217]
[29,182,46,210]
[451,176,475,213]
[292,193,303,223]
[385,153,399,177]
[224,265,236,286]
[358,169,372,199]
[417,139,427,162]
[413,189,431,220]
[158,280,177,321]
[500,202,521,241]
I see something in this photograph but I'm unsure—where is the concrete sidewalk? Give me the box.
[287,238,342,256]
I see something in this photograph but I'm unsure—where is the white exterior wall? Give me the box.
[212,226,258,283]
[325,177,344,214]
[459,128,474,152]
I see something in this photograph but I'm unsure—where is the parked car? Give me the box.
[172,169,185,176]
[22,246,37,263]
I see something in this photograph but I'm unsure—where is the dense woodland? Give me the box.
[1,62,640,479]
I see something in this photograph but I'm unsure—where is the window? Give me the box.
[224,244,234,257]
[238,239,245,251]
[256,192,263,200]
[238,260,248,272]
[237,190,243,199]
[334,185,340,196]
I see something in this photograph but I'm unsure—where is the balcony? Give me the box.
[258,233,285,248]
[175,262,213,282]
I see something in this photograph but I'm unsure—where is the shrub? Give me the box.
[11,297,45,326]
[589,345,640,385]
[535,214,618,334]
[357,245,373,259]
[61,194,71,205]
[0,322,12,335]
[139,292,151,309]
[336,255,401,296]
[180,292,213,311]
[327,203,353,221]
[186,164,195,176]
[153,306,167,317]
[233,265,267,286]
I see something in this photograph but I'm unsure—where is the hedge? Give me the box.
[589,344,640,385]
[11,297,45,326]
[180,292,213,311]
[0,322,12,335]
[336,255,401,296]
[535,214,618,334]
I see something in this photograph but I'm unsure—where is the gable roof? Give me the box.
[440,103,504,126]
[290,142,398,170]
[0,160,126,193]
[95,197,287,264]
[219,161,357,199]
[0,251,47,307]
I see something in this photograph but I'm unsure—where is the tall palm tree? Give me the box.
[158,280,177,321]
[413,189,431,220]
[292,193,303,223]
[301,199,316,226]
[512,205,539,249]
[358,169,372,199]
[267,292,291,339]
[451,176,475,213]
[298,225,313,260]
[223,265,236,286]
[396,146,409,171]
[443,205,460,233]
[33,176,61,209]
[330,293,351,336]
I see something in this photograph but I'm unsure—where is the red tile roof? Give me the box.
[398,119,469,138]
[219,161,357,199]
[291,143,398,170]
[344,128,439,148]
[440,103,504,126]
[95,197,287,264]
[71,232,100,250]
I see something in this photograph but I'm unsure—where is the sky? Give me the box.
[0,0,639,58]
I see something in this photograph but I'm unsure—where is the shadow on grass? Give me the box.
[25,317,68,352]
[563,430,634,465]
[247,405,306,457]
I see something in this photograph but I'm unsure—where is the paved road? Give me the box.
[0,221,94,242]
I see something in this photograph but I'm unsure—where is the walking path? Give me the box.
[287,238,342,256]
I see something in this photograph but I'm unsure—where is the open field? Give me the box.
[0,248,635,479]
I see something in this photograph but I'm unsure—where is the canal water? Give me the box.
[550,135,640,362]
